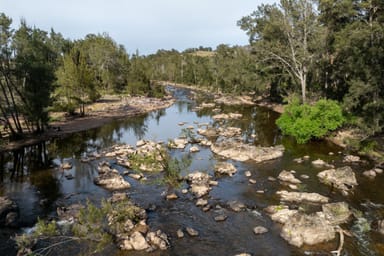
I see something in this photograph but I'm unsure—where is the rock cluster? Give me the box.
[211,141,284,162]
[266,202,352,247]
[186,171,213,198]
[94,161,131,190]
[317,166,358,195]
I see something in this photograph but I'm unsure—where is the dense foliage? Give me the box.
[276,99,345,143]
[1,0,384,144]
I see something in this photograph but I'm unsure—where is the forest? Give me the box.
[0,0,383,150]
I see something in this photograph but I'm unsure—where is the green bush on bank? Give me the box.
[276,99,345,144]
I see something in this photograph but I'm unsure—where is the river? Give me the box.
[0,87,383,255]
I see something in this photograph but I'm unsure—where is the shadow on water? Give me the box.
[0,87,383,256]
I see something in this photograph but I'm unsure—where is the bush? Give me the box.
[276,99,345,143]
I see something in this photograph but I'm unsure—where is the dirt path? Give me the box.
[0,96,175,152]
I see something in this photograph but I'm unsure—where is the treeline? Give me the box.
[0,13,162,140]
[139,0,384,138]
[1,0,383,142]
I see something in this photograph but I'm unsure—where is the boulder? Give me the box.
[186,227,199,237]
[265,205,298,224]
[94,162,131,190]
[278,170,301,184]
[123,231,150,250]
[211,141,284,162]
[277,190,329,203]
[311,159,333,168]
[253,226,268,235]
[146,230,169,250]
[214,162,237,176]
[343,155,361,163]
[168,138,188,149]
[186,171,212,198]
[280,212,335,247]
[317,166,358,194]
[322,202,351,226]
[197,128,218,137]
[0,196,19,227]
[218,127,242,137]
[189,146,200,153]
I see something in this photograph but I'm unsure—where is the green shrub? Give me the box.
[276,99,345,143]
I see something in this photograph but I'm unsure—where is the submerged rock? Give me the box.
[280,212,335,247]
[277,190,329,203]
[317,166,358,194]
[278,170,301,184]
[214,162,237,176]
[211,141,284,162]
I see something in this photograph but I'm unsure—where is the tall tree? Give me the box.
[55,46,95,116]
[238,0,323,103]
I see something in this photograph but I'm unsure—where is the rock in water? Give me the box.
[277,190,329,203]
[214,162,237,176]
[317,166,358,194]
[280,212,335,247]
[278,170,301,184]
[186,227,199,237]
[211,141,284,162]
[253,226,268,235]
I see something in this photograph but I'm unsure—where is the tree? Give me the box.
[55,46,96,116]
[238,0,323,103]
[0,15,55,136]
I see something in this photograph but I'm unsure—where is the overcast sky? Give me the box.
[1,0,276,55]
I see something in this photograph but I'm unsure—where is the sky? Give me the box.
[1,0,276,55]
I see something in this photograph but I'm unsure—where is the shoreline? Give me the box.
[0,96,175,153]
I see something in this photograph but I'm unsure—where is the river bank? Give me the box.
[0,95,175,153]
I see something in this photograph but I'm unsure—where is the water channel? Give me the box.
[1,87,383,255]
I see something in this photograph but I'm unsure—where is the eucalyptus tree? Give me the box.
[238,0,323,103]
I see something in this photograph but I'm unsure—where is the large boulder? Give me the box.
[277,190,329,203]
[214,162,237,176]
[211,141,284,162]
[280,212,335,247]
[317,166,358,194]
[0,196,19,227]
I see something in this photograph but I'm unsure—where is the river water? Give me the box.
[1,87,383,255]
